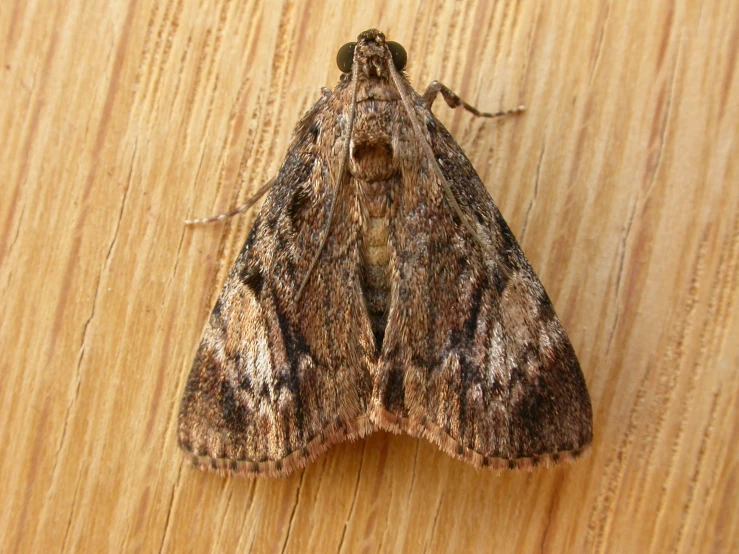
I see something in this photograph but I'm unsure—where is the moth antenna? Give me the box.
[388,61,506,275]
[185,178,275,225]
[296,59,359,302]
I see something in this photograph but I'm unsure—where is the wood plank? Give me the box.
[1,0,737,552]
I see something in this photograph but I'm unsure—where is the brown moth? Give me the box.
[178,29,592,478]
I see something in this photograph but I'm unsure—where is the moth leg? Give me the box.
[185,177,276,225]
[423,80,525,119]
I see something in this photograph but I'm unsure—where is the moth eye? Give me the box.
[336,42,356,73]
[387,41,407,71]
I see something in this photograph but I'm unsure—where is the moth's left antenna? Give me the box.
[296,57,360,302]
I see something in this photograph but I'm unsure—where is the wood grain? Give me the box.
[1,0,737,552]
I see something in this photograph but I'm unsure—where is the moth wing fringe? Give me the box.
[180,416,374,478]
[371,407,590,472]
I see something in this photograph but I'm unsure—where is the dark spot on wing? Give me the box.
[238,372,253,395]
[221,380,247,430]
[307,120,320,142]
[538,293,556,321]
[241,264,264,296]
[264,141,317,229]
[212,297,223,319]
[491,265,510,296]
[382,365,405,414]
[274,298,308,434]
[462,286,482,341]
[287,186,309,226]
[446,285,485,446]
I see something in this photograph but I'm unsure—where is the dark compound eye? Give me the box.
[336,42,356,73]
[387,41,407,71]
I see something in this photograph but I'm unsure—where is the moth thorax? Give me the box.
[349,102,399,182]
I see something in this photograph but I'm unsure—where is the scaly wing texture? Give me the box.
[373,92,592,469]
[178,92,376,477]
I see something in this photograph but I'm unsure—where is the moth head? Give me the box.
[336,29,407,77]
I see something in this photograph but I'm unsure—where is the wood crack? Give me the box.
[336,440,367,554]
[280,470,306,554]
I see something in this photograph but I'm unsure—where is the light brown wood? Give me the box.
[1,1,737,552]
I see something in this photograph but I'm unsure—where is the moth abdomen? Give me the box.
[356,175,398,349]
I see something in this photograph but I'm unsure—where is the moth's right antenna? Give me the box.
[388,59,519,277]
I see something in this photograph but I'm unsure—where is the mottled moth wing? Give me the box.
[178,96,376,477]
[373,88,592,469]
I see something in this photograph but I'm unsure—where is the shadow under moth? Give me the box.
[178,29,592,478]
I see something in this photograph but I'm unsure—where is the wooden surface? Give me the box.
[2,0,737,552]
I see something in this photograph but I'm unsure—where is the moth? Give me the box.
[178,29,592,478]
